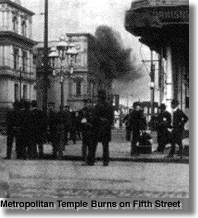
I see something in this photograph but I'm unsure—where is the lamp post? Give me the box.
[48,35,78,159]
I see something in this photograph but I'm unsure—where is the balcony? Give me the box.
[0,67,35,82]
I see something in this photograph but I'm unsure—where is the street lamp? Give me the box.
[48,34,78,159]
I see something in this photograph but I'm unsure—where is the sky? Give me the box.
[20,0,152,107]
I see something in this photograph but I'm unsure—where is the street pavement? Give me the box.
[0,160,189,198]
[0,128,189,198]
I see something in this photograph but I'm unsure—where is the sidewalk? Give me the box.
[0,129,189,163]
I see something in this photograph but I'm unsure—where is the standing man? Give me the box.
[123,109,133,141]
[17,100,31,159]
[84,90,114,166]
[167,99,188,159]
[154,104,172,153]
[4,101,20,159]
[47,103,59,159]
[29,100,47,159]
[128,102,147,156]
[79,99,90,160]
[63,105,71,146]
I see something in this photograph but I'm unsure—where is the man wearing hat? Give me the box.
[63,105,71,146]
[166,99,188,159]
[79,99,91,160]
[83,90,114,166]
[4,101,20,159]
[154,104,172,153]
[128,102,147,156]
[28,100,47,159]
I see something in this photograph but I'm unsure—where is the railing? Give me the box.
[131,0,189,10]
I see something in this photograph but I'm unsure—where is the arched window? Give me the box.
[13,16,18,33]
[21,20,27,37]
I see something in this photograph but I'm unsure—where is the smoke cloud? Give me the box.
[95,25,143,81]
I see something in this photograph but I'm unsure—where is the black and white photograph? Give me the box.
[0,0,189,207]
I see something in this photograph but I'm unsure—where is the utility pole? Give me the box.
[43,0,48,113]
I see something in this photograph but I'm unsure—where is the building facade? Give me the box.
[0,0,36,126]
[34,33,112,112]
[125,0,189,113]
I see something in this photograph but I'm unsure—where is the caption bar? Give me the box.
[0,199,188,212]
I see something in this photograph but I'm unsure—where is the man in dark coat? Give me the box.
[79,99,90,160]
[128,102,147,156]
[83,90,114,166]
[63,105,71,146]
[70,111,77,145]
[123,109,133,141]
[166,99,188,159]
[47,104,59,158]
[154,104,172,153]
[28,100,47,159]
[17,100,31,159]
[4,101,20,159]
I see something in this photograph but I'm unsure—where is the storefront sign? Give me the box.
[126,6,189,28]
[152,8,189,23]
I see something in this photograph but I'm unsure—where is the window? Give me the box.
[76,80,81,96]
[13,48,19,70]
[23,84,27,99]
[21,20,27,37]
[14,83,19,101]
[22,50,28,72]
[13,17,18,33]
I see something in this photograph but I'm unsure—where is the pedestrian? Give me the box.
[28,100,47,159]
[166,99,188,159]
[75,111,82,140]
[83,90,114,166]
[80,107,95,163]
[17,100,31,159]
[128,102,147,156]
[63,105,71,146]
[47,104,59,159]
[153,104,172,153]
[123,109,132,141]
[4,101,20,159]
[70,111,77,144]
[79,99,91,160]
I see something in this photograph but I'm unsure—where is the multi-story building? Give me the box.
[125,0,189,113]
[34,33,112,112]
[0,0,37,126]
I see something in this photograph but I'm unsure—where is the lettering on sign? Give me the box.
[152,10,189,21]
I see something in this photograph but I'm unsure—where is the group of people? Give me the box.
[155,99,188,159]
[4,90,114,166]
[4,93,188,162]
[5,100,47,160]
[123,99,188,159]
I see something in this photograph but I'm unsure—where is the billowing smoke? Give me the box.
[95,25,142,82]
